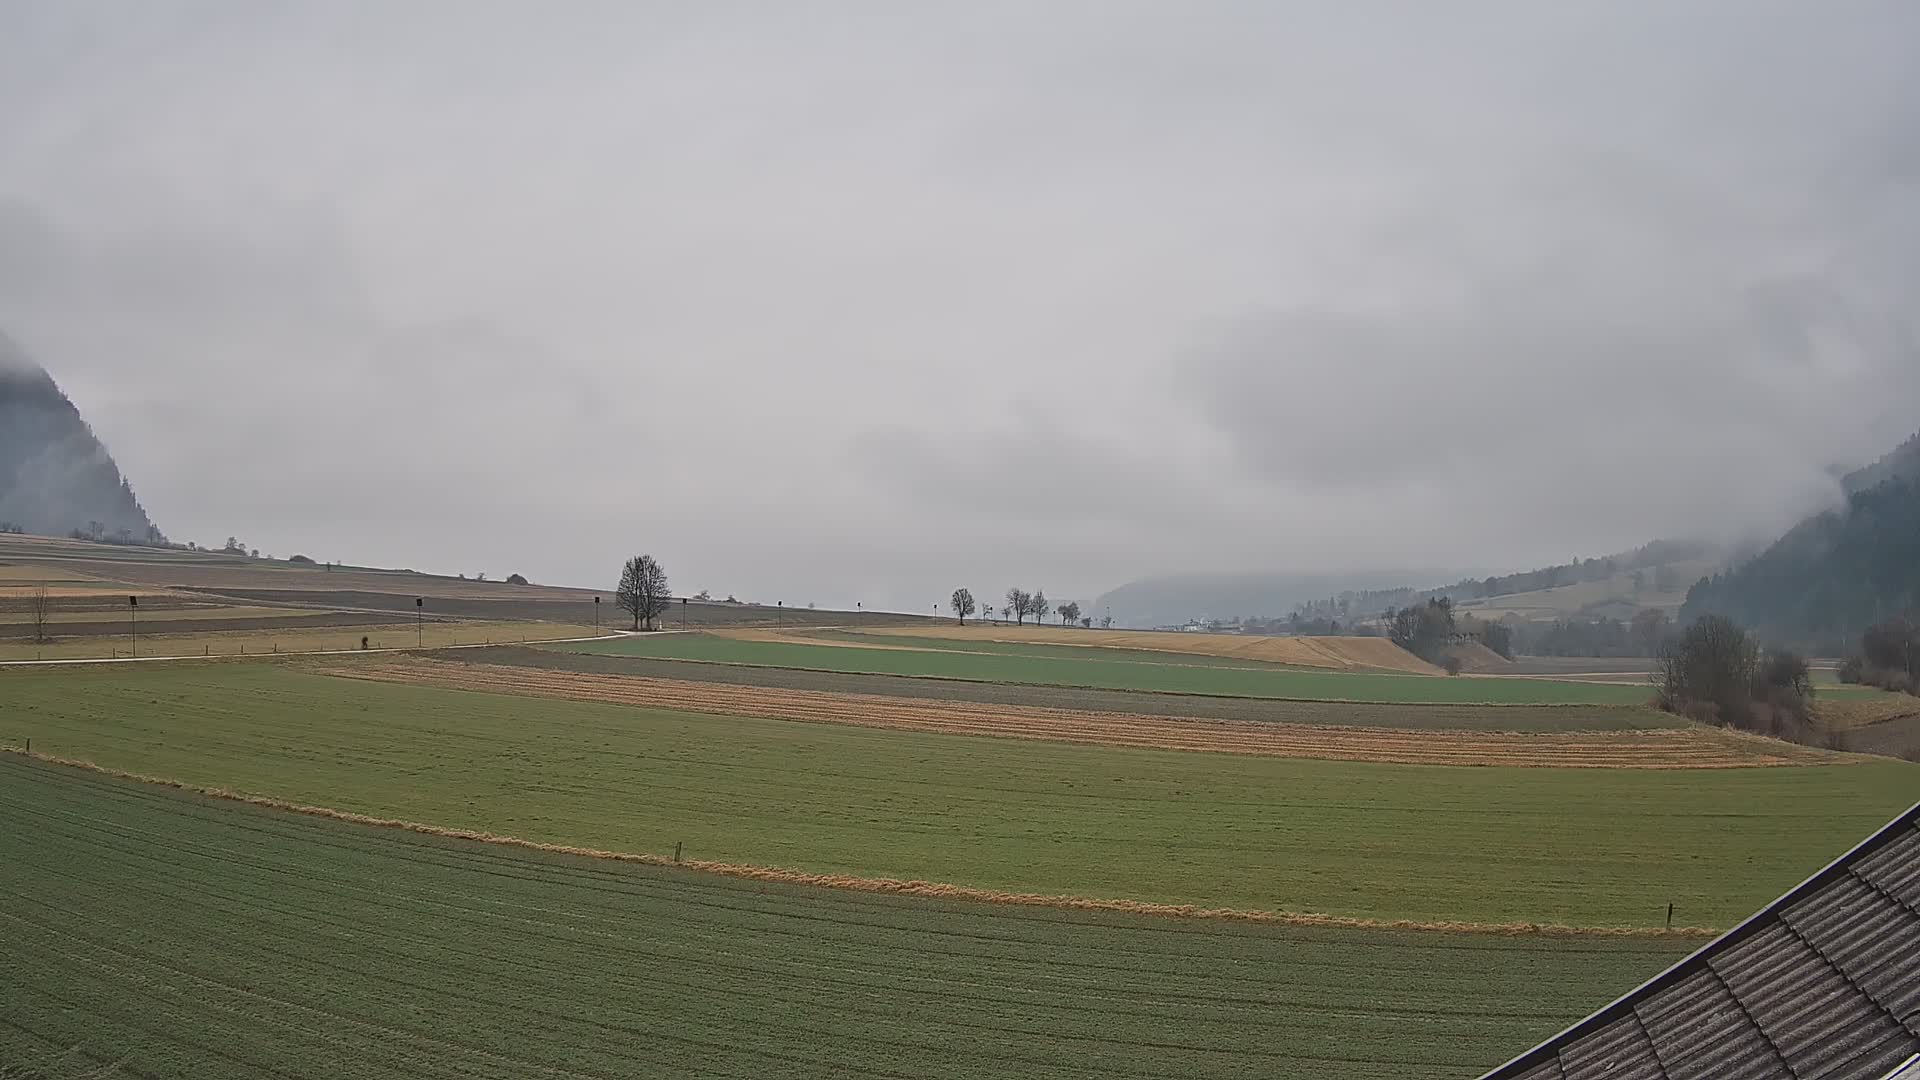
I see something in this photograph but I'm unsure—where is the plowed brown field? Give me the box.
[321,657,1832,768]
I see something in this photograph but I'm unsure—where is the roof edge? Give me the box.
[1480,799,1920,1079]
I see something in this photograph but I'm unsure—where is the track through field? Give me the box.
[321,656,1836,769]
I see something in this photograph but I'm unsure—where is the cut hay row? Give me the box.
[321,657,1830,768]
[862,624,1446,674]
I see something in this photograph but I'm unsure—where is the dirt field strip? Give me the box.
[868,624,1445,674]
[318,656,1834,768]
[719,627,955,652]
[0,747,1719,941]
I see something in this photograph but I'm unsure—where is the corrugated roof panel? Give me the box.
[1557,1010,1666,1080]
[1638,969,1784,1079]
[1813,1032,1920,1080]
[1784,874,1920,1031]
[1725,927,1908,1079]
[1856,827,1920,905]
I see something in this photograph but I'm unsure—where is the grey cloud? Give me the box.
[2,2,1917,609]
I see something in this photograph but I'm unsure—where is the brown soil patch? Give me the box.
[318,656,1832,769]
[2,748,1719,939]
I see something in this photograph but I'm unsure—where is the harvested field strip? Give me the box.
[557,632,1656,704]
[326,657,1828,768]
[9,663,1915,927]
[1814,692,1920,731]
[778,628,1330,670]
[869,624,1445,673]
[0,755,1691,1080]
[463,645,1684,732]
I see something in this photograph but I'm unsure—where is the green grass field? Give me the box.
[555,633,1656,704]
[5,662,1912,928]
[464,645,1684,731]
[801,628,1329,669]
[0,755,1690,1080]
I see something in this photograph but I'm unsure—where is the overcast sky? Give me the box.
[3,1,1917,611]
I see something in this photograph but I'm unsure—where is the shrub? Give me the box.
[1838,656,1865,684]
[1442,655,1463,676]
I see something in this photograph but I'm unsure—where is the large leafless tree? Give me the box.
[616,554,671,631]
[1005,587,1030,626]
[29,583,51,644]
[950,588,976,625]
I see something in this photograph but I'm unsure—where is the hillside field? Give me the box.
[843,624,1445,673]
[553,631,1657,704]
[4,661,1911,928]
[0,755,1691,1080]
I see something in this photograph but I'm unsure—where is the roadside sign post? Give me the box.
[128,595,138,658]
[415,597,424,647]
[594,595,600,632]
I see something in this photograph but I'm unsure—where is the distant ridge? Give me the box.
[0,333,163,542]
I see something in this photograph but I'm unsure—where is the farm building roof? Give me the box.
[1482,800,1920,1080]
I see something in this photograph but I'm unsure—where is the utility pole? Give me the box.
[857,601,863,629]
[415,597,424,647]
[128,595,139,658]
[777,600,783,629]
[594,595,601,633]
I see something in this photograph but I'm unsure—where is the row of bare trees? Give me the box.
[947,587,1085,627]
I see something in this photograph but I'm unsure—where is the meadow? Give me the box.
[0,755,1691,1080]
[435,644,1690,733]
[4,661,1911,928]
[554,632,1658,704]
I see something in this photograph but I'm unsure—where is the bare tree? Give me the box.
[1030,590,1050,625]
[950,588,977,625]
[29,583,52,644]
[1006,587,1031,626]
[616,554,672,631]
[1058,600,1081,626]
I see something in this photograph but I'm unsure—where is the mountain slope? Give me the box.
[1682,431,1920,651]
[0,334,162,542]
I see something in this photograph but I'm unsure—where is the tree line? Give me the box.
[949,587,1092,628]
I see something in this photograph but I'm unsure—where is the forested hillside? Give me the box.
[0,333,163,542]
[1683,433,1920,652]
